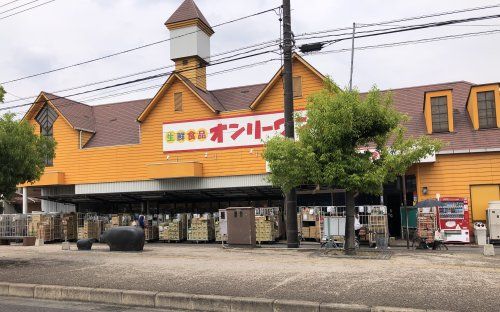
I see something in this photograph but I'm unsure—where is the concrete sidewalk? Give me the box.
[0,243,498,312]
[0,282,446,312]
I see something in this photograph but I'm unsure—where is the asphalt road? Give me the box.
[0,243,498,312]
[0,296,180,312]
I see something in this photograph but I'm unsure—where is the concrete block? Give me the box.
[371,307,426,312]
[121,290,156,307]
[320,302,370,311]
[34,285,62,300]
[231,296,274,312]
[156,292,197,310]
[274,299,320,312]
[192,294,232,311]
[35,239,44,246]
[483,244,495,256]
[8,283,35,298]
[61,242,70,250]
[0,282,9,296]
[60,286,92,302]
[89,288,122,305]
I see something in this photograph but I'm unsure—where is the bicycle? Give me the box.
[321,235,359,249]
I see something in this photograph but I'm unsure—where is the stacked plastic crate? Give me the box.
[188,214,214,242]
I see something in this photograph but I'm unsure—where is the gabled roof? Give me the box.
[24,92,96,133]
[250,53,325,109]
[137,73,267,122]
[43,92,96,132]
[165,0,212,30]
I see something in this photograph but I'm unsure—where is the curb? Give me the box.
[0,282,451,312]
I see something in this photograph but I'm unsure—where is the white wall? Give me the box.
[170,25,210,62]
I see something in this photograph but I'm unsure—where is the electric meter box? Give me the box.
[226,207,256,246]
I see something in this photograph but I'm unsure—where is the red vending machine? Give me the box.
[438,197,470,243]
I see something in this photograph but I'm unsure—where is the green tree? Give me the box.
[263,78,442,254]
[0,87,56,200]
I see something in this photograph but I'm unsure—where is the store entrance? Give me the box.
[383,175,416,238]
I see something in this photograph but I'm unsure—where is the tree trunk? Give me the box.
[344,190,356,255]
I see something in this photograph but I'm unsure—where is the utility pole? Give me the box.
[344,22,357,254]
[349,22,356,91]
[282,0,299,248]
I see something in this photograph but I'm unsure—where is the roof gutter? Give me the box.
[437,147,500,155]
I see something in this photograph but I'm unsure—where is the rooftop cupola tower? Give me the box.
[165,0,214,90]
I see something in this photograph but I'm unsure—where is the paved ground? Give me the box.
[0,296,180,312]
[0,243,498,312]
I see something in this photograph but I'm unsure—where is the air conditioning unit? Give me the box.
[486,201,500,242]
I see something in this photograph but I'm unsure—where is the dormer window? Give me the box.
[35,103,58,166]
[466,84,499,130]
[431,96,449,133]
[423,90,453,134]
[477,91,497,129]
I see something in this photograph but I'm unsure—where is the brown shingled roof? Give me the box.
[165,0,212,29]
[211,84,267,111]
[38,80,499,151]
[176,74,266,112]
[43,92,95,132]
[385,81,500,152]
[84,99,150,148]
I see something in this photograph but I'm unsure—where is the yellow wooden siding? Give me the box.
[174,58,207,90]
[253,61,324,113]
[470,185,500,221]
[80,131,93,148]
[413,152,500,225]
[415,152,500,200]
[24,58,323,186]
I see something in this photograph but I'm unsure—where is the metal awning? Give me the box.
[39,186,283,204]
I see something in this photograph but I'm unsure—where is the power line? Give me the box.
[302,29,500,56]
[0,0,23,8]
[1,38,282,105]
[0,5,280,85]
[0,48,279,112]
[0,0,54,21]
[0,0,39,15]
[294,3,500,38]
[80,59,277,104]
[298,14,500,46]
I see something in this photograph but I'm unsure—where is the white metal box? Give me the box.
[486,203,500,241]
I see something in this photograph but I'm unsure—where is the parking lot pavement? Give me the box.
[0,243,498,312]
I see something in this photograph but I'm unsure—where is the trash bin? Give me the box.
[474,222,487,246]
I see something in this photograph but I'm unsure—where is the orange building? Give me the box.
[20,0,499,237]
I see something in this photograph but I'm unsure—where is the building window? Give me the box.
[477,91,497,129]
[293,76,302,98]
[174,92,183,112]
[430,96,449,133]
[35,103,57,166]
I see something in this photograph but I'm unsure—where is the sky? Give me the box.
[1,0,499,116]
